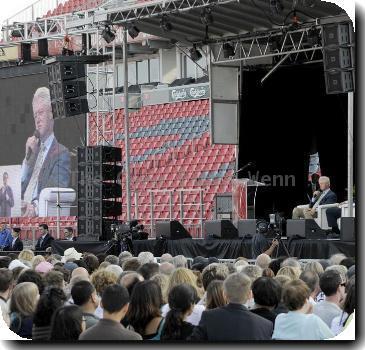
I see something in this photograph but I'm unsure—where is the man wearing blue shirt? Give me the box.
[0,222,13,250]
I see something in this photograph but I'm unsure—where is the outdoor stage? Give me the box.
[51,238,355,260]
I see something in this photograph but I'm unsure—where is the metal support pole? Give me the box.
[123,29,132,221]
[169,191,173,221]
[56,191,60,239]
[348,92,354,217]
[179,191,184,223]
[200,189,204,238]
[112,39,116,145]
[150,192,154,236]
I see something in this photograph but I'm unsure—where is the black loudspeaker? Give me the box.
[237,219,257,238]
[38,38,49,57]
[78,199,122,217]
[324,70,354,95]
[156,220,192,240]
[340,217,355,242]
[93,146,122,163]
[204,220,238,239]
[21,43,31,62]
[286,219,327,239]
[47,61,88,119]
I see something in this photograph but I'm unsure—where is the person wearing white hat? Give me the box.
[61,247,82,263]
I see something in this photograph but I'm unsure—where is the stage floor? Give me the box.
[52,238,355,260]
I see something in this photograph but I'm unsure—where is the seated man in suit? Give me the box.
[35,224,54,251]
[63,227,77,241]
[5,228,23,252]
[292,176,337,220]
[189,272,273,341]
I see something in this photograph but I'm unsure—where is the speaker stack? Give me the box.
[286,219,327,239]
[322,22,355,94]
[77,146,123,241]
[156,220,192,240]
[47,58,89,119]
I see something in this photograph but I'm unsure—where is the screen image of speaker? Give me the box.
[204,220,238,239]
[156,220,192,239]
[286,219,327,239]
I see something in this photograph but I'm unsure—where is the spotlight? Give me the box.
[101,25,115,44]
[200,7,213,25]
[189,45,202,62]
[160,15,173,32]
[269,0,284,15]
[307,27,321,46]
[127,23,140,39]
[223,42,235,58]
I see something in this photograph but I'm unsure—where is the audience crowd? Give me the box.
[0,249,355,341]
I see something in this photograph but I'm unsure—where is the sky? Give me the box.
[0,0,38,28]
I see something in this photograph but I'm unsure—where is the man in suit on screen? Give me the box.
[21,87,71,217]
[0,172,14,217]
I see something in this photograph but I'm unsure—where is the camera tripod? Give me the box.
[274,232,291,258]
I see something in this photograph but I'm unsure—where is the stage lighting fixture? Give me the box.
[307,27,321,46]
[269,0,284,15]
[101,26,115,43]
[223,42,235,58]
[189,45,202,62]
[127,23,140,39]
[160,15,173,32]
[200,7,213,25]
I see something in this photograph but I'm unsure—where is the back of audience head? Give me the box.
[276,266,300,281]
[18,249,34,264]
[281,257,302,271]
[44,270,65,289]
[343,276,355,325]
[101,284,129,319]
[10,282,39,317]
[325,265,347,282]
[118,251,133,267]
[256,254,271,269]
[137,262,159,280]
[11,267,26,282]
[137,251,155,266]
[49,305,84,341]
[303,261,324,276]
[99,261,111,270]
[268,257,286,275]
[262,268,275,278]
[32,255,46,270]
[241,265,262,283]
[17,269,45,294]
[347,265,355,280]
[150,273,169,304]
[252,277,281,309]
[104,255,119,265]
[0,257,11,269]
[71,267,89,280]
[329,253,346,266]
[318,259,330,271]
[159,262,175,276]
[161,284,196,340]
[96,253,106,264]
[168,268,201,299]
[83,254,100,274]
[172,255,188,268]
[201,263,229,291]
[71,280,98,309]
[160,253,173,264]
[0,268,13,295]
[119,272,144,296]
[127,280,162,335]
[90,269,117,296]
[122,258,141,272]
[299,270,319,297]
[273,275,291,289]
[223,273,251,305]
[340,257,355,270]
[33,287,67,327]
[105,264,123,279]
[282,280,310,311]
[319,269,346,298]
[206,280,226,310]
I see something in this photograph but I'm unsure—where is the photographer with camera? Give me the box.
[251,221,279,259]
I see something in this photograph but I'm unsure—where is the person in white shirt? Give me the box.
[272,280,334,340]
[313,270,346,327]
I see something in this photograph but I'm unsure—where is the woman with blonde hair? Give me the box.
[162,268,205,326]
[303,261,324,276]
[276,266,301,281]
[206,280,227,310]
[31,255,46,270]
[151,273,169,305]
[9,282,39,339]
[18,250,34,267]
